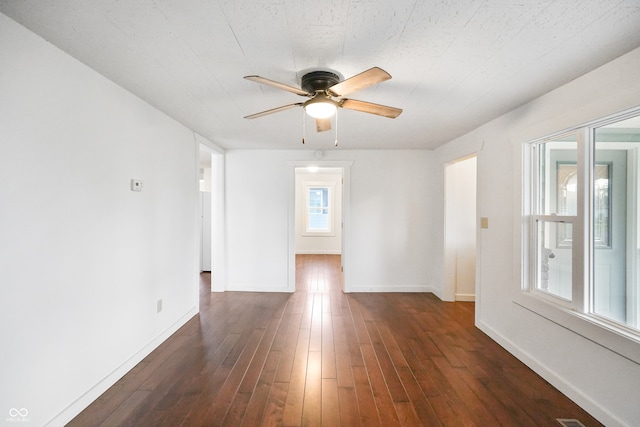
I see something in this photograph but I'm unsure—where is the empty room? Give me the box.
[1,1,640,426]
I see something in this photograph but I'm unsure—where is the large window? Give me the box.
[525,110,640,343]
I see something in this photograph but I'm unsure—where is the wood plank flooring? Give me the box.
[68,254,602,426]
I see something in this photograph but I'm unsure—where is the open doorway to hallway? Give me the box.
[294,167,344,291]
[199,144,225,292]
[199,149,212,273]
[444,155,477,302]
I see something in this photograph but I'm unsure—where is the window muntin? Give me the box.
[526,112,640,334]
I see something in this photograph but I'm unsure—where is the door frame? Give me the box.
[287,160,353,292]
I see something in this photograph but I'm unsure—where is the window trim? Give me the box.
[514,292,640,365]
[519,106,640,366]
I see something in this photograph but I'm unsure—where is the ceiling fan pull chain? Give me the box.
[334,109,338,147]
[302,108,306,144]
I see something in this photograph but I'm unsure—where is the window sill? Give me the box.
[514,292,640,365]
[302,231,336,237]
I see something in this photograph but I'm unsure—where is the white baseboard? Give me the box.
[476,319,625,427]
[455,293,475,302]
[295,250,342,255]
[48,307,199,426]
[225,283,293,293]
[344,284,435,293]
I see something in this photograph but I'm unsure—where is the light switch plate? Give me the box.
[480,217,489,229]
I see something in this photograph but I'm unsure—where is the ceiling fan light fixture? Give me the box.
[304,97,338,119]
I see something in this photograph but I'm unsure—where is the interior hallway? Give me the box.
[68,255,601,426]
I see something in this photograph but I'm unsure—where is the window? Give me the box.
[304,184,335,235]
[523,109,640,356]
[532,133,578,302]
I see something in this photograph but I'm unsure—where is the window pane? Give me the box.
[536,220,572,300]
[593,116,640,328]
[308,211,329,231]
[537,136,577,216]
[309,187,328,208]
[307,187,330,232]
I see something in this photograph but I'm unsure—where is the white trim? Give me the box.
[514,293,640,365]
[627,148,639,328]
[210,150,226,292]
[193,132,225,154]
[455,293,476,302]
[225,283,292,293]
[295,249,341,255]
[346,285,436,293]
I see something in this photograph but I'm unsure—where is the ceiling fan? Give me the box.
[243,67,402,133]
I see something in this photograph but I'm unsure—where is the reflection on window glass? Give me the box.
[593,117,640,328]
[556,163,577,247]
[538,136,577,216]
[534,135,577,301]
[593,164,610,248]
[536,220,572,300]
[557,163,577,215]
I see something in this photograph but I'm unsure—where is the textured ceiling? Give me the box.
[2,0,640,150]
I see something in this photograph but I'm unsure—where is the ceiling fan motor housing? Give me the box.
[301,71,340,93]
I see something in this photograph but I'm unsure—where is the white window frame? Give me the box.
[303,182,336,237]
[528,130,585,310]
[517,107,640,365]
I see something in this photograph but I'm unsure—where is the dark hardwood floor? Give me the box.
[68,254,602,426]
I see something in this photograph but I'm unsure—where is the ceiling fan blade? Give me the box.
[316,118,332,132]
[328,67,392,97]
[341,99,402,118]
[244,103,302,119]
[244,75,310,96]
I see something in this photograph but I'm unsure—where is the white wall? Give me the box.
[295,168,342,254]
[224,149,440,293]
[0,14,201,426]
[436,47,640,426]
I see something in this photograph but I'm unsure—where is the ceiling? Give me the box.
[2,1,640,150]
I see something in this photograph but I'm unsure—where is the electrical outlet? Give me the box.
[157,299,163,313]
[130,179,143,192]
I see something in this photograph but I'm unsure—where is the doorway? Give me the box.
[294,167,343,255]
[444,155,477,301]
[199,149,212,272]
[289,165,348,292]
[199,144,225,292]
